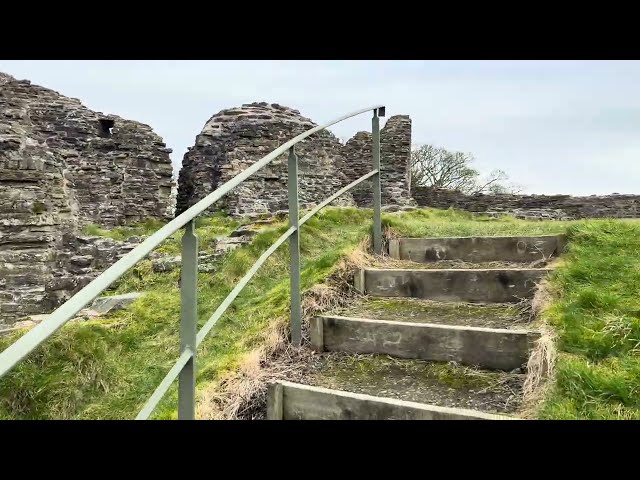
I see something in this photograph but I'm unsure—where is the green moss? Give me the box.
[31,201,47,215]
[314,353,500,391]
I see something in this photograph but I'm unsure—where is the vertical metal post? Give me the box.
[288,146,302,346]
[179,220,198,419]
[372,109,382,255]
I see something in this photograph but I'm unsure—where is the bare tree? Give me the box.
[410,144,521,195]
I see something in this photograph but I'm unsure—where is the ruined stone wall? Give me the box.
[413,187,640,220]
[0,72,175,326]
[176,102,355,217]
[338,115,414,208]
[176,105,415,217]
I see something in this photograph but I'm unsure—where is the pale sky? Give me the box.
[2,60,639,195]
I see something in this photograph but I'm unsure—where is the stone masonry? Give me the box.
[5,71,640,330]
[339,115,415,208]
[176,104,415,217]
[413,187,640,220]
[0,72,175,326]
[176,102,355,217]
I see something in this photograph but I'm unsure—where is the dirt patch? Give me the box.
[302,352,525,415]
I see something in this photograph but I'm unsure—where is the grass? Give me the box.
[383,207,572,238]
[536,220,640,419]
[82,218,167,241]
[3,206,638,420]
[81,214,243,248]
[0,207,372,419]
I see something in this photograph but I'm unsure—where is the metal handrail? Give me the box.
[0,104,386,420]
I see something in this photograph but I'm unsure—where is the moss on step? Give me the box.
[305,352,524,415]
[330,297,530,330]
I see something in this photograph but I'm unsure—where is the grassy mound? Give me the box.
[5,206,630,420]
[537,220,640,419]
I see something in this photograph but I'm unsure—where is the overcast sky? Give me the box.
[1,60,639,195]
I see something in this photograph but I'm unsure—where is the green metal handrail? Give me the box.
[0,104,386,420]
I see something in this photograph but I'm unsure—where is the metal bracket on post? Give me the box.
[179,220,198,420]
[372,108,383,255]
[288,147,302,346]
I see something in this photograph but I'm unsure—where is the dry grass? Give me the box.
[195,318,299,420]
[195,241,370,420]
[519,279,558,418]
[381,224,401,255]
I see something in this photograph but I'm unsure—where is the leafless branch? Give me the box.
[410,145,521,195]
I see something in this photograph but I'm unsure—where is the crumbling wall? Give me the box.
[176,104,415,217]
[339,115,414,208]
[176,102,355,217]
[413,187,640,220]
[0,72,175,326]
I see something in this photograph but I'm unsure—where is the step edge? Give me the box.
[362,267,555,273]
[394,234,566,241]
[273,380,518,420]
[317,314,537,335]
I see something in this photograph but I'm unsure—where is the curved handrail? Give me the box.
[0,104,383,379]
[135,170,378,419]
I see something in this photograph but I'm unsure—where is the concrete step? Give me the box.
[355,267,551,303]
[389,234,566,264]
[272,353,525,418]
[267,380,515,420]
[311,315,538,371]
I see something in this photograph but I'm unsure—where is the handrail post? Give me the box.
[288,146,302,346]
[372,108,382,255]
[179,220,198,419]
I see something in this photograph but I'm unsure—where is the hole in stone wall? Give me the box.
[98,118,115,137]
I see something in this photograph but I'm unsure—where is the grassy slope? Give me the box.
[537,220,640,419]
[0,207,571,420]
[5,207,638,420]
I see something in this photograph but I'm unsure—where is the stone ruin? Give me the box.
[412,186,640,220]
[0,72,175,327]
[0,76,416,329]
[6,71,640,330]
[339,115,414,208]
[176,102,414,217]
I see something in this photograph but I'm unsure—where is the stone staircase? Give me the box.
[267,234,566,420]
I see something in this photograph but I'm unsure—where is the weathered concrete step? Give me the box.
[356,268,552,303]
[373,259,553,270]
[293,353,525,415]
[389,234,566,264]
[330,297,528,329]
[311,315,538,370]
[267,381,515,420]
